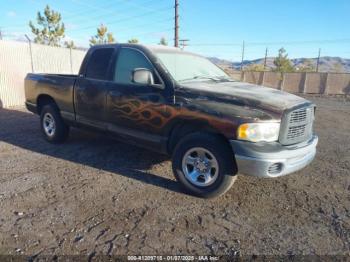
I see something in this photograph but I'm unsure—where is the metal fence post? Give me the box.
[303,73,308,94]
[280,73,285,91]
[25,35,34,73]
[240,40,245,72]
[316,48,321,73]
[324,72,329,95]
[241,71,245,82]
[262,71,266,86]
[69,47,73,74]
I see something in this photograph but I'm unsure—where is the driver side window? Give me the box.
[113,48,158,85]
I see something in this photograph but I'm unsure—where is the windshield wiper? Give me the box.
[178,75,235,83]
[216,76,236,82]
[178,76,222,82]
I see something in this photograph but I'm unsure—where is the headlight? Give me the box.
[237,122,280,142]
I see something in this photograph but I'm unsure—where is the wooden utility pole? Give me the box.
[263,47,268,70]
[174,0,179,47]
[316,48,321,72]
[240,41,245,71]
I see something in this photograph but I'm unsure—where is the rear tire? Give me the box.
[172,132,237,198]
[40,104,69,143]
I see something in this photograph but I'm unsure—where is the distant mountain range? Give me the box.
[208,56,350,73]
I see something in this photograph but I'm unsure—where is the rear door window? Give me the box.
[85,48,114,80]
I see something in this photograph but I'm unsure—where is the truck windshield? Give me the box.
[154,51,232,83]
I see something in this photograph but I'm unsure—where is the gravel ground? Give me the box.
[0,95,349,259]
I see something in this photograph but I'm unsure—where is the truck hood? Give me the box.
[178,81,308,114]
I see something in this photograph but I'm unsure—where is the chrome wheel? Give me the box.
[43,113,56,137]
[181,147,219,187]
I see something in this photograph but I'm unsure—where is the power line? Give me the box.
[26,0,90,18]
[247,39,350,46]
[118,0,166,12]
[65,0,122,16]
[64,0,165,24]
[3,0,100,28]
[2,0,121,29]
[189,39,350,47]
[121,27,173,37]
[61,0,124,20]
[2,0,165,31]
[190,43,242,47]
[69,6,173,32]
[111,17,173,35]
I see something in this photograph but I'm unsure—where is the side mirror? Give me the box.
[132,68,154,85]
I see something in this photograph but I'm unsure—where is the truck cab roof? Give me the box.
[89,43,200,57]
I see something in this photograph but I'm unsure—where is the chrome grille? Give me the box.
[279,105,314,145]
[290,108,307,123]
[287,124,306,139]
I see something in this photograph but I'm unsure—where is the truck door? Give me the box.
[105,47,168,147]
[74,47,115,129]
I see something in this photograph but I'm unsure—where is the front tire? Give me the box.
[172,132,237,198]
[40,104,69,143]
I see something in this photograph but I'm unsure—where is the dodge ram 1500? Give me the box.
[25,44,318,198]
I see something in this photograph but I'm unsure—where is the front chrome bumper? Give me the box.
[230,135,318,178]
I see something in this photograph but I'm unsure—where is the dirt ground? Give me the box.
[0,95,349,259]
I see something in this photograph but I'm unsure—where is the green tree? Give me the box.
[273,48,294,72]
[29,5,65,46]
[89,24,115,46]
[64,40,75,49]
[128,38,139,44]
[159,37,168,46]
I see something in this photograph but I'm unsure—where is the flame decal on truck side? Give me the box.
[109,94,241,139]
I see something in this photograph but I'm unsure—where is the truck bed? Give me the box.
[24,73,78,120]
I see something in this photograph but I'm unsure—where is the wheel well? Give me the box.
[37,95,57,114]
[167,121,232,155]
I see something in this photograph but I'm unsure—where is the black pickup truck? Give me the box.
[25,44,318,198]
